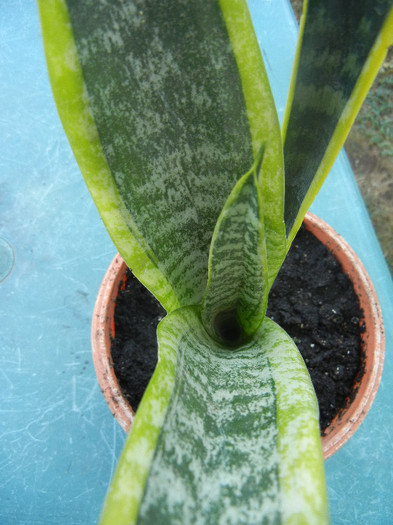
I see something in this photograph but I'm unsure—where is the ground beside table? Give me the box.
[1,1,392,524]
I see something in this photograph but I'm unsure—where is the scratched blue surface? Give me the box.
[1,1,392,524]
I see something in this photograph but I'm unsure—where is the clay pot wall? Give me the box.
[91,213,385,459]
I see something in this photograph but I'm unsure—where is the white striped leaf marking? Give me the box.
[201,148,268,345]
[38,0,285,307]
[219,0,287,286]
[100,309,328,525]
[62,0,255,307]
[37,0,180,312]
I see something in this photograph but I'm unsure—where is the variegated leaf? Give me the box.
[38,0,285,309]
[201,149,267,346]
[283,0,393,244]
[100,308,329,525]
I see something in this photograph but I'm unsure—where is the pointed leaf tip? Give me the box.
[201,163,268,347]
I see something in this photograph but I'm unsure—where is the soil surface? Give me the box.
[111,226,364,433]
[266,226,365,431]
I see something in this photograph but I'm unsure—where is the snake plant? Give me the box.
[38,0,393,523]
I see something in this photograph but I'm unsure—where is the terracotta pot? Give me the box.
[304,213,384,459]
[92,254,135,432]
[91,213,385,459]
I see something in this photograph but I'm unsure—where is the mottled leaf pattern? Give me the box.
[37,0,283,309]
[38,0,181,311]
[37,1,334,524]
[220,0,286,286]
[283,0,393,242]
[267,320,329,523]
[201,150,267,346]
[65,0,252,307]
[100,309,328,525]
[38,0,285,309]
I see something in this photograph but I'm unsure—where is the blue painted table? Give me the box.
[1,1,392,523]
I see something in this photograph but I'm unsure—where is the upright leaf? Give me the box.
[38,0,284,309]
[100,308,328,525]
[38,0,180,312]
[201,149,268,346]
[220,0,287,285]
[283,0,393,244]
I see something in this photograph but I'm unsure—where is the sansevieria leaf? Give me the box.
[100,308,329,525]
[283,0,393,244]
[38,0,284,310]
[201,147,268,346]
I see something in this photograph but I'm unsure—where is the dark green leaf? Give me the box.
[201,149,268,346]
[99,308,328,525]
[38,0,283,309]
[283,0,393,242]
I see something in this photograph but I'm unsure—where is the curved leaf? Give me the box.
[266,320,328,522]
[201,150,268,346]
[100,309,328,525]
[38,0,180,312]
[38,0,284,309]
[220,0,287,285]
[283,0,393,244]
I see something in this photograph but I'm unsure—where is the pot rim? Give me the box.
[92,254,135,432]
[91,212,385,459]
[305,213,385,459]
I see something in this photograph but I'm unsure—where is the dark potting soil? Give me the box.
[111,225,365,433]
